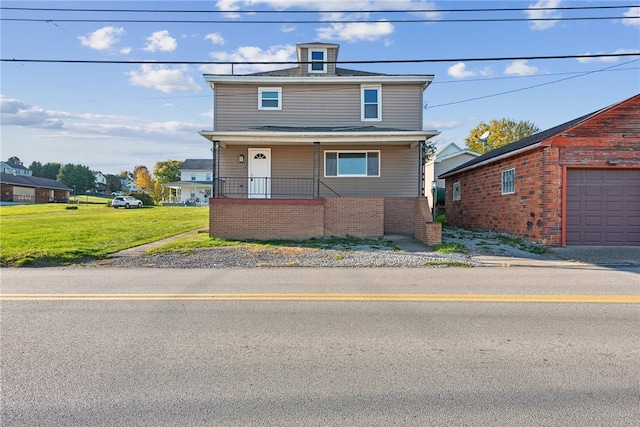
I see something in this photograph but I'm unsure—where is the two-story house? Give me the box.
[92,171,107,194]
[161,159,212,206]
[199,42,441,243]
[1,162,32,176]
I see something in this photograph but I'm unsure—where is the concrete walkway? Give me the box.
[109,228,209,258]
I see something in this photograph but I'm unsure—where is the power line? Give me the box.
[425,58,640,109]
[2,15,636,24]
[1,5,636,13]
[2,53,638,65]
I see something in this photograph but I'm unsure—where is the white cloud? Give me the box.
[120,47,132,55]
[504,60,539,76]
[526,0,562,31]
[447,63,476,79]
[424,120,462,130]
[577,48,640,63]
[205,32,225,45]
[143,30,177,52]
[127,65,202,93]
[78,27,125,51]
[317,20,394,42]
[199,45,296,74]
[622,7,640,27]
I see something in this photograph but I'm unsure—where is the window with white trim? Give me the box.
[191,173,196,181]
[325,151,380,177]
[361,85,381,121]
[258,87,282,110]
[453,182,461,201]
[501,168,515,194]
[308,48,327,73]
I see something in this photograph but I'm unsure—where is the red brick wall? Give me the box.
[445,147,563,245]
[210,198,325,240]
[384,198,416,235]
[324,197,384,237]
[210,196,443,242]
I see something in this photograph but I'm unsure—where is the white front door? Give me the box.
[248,148,271,198]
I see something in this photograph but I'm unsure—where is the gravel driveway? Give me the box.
[93,226,551,269]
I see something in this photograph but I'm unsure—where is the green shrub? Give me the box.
[128,192,154,206]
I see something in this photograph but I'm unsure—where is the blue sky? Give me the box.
[1,0,639,174]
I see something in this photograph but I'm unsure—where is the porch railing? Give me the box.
[215,177,316,198]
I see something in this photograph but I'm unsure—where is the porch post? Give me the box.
[212,140,219,198]
[419,141,426,196]
[313,141,320,198]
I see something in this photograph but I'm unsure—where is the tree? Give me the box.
[133,165,155,194]
[7,156,22,165]
[57,164,95,193]
[465,118,540,154]
[153,160,183,184]
[30,162,61,180]
[29,161,43,176]
[105,174,122,192]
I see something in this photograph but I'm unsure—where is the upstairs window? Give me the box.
[191,173,196,181]
[258,87,282,110]
[501,168,515,194]
[325,151,380,177]
[309,48,327,73]
[361,85,381,121]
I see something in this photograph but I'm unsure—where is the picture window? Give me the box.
[325,151,380,177]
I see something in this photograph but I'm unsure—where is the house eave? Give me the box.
[439,143,542,179]
[205,75,435,89]
[199,130,440,145]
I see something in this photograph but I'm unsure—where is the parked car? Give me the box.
[112,195,143,209]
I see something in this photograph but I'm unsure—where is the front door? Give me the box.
[248,148,271,198]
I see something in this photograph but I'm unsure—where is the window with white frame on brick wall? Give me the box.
[453,182,461,201]
[501,168,515,194]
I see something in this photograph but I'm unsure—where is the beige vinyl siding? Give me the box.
[218,144,420,197]
[214,83,423,131]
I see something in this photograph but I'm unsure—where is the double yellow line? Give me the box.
[1,293,638,303]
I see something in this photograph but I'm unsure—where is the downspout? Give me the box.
[313,141,320,198]
[212,140,219,198]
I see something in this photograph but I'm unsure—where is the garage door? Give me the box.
[565,169,640,246]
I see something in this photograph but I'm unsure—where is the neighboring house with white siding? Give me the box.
[161,159,212,205]
[199,41,442,243]
[425,142,480,215]
[1,162,31,176]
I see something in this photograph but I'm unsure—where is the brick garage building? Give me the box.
[440,94,640,247]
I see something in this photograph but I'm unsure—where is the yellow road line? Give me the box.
[0,293,638,303]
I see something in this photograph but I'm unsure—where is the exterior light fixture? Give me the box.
[238,154,245,163]
[431,180,438,221]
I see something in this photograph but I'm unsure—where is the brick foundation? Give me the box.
[209,196,442,243]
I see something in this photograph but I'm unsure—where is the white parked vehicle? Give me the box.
[112,195,143,209]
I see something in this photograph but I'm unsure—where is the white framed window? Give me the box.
[501,168,515,194]
[205,172,211,181]
[361,85,381,121]
[325,151,380,177]
[308,48,327,73]
[453,182,461,201]
[191,173,196,181]
[258,87,282,110]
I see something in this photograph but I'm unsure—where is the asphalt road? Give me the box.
[1,267,639,426]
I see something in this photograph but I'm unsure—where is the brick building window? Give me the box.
[501,168,515,194]
[453,182,461,201]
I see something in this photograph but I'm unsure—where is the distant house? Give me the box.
[0,172,71,204]
[1,162,31,177]
[120,173,138,193]
[424,142,480,215]
[93,171,107,194]
[160,159,213,206]
[198,41,441,244]
[439,93,640,247]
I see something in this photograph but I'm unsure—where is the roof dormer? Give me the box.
[296,42,340,76]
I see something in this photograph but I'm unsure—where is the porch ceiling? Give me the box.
[199,129,440,147]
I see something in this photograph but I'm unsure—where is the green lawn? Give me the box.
[0,204,208,266]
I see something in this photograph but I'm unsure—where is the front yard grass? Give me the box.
[0,204,208,266]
